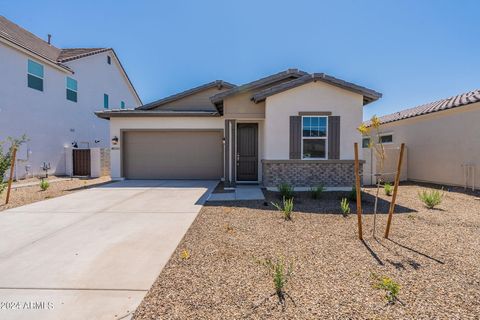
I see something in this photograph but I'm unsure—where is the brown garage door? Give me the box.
[122,130,223,179]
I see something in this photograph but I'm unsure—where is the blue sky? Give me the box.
[2,0,479,119]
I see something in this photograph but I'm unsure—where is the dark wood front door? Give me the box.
[236,123,258,181]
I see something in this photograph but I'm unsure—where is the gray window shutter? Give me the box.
[328,116,340,159]
[289,116,301,159]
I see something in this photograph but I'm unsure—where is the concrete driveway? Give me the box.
[0,180,217,320]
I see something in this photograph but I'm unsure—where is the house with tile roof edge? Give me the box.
[362,89,480,189]
[96,69,382,190]
[0,15,141,178]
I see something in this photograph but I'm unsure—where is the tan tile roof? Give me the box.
[57,48,110,62]
[0,15,61,62]
[365,89,480,126]
[0,15,109,65]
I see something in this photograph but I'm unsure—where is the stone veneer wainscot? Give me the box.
[262,160,364,188]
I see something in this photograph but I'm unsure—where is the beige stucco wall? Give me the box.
[264,81,365,160]
[374,102,480,187]
[223,92,265,119]
[154,86,227,111]
[363,146,408,185]
[108,117,224,179]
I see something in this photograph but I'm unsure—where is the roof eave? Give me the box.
[252,73,382,105]
[0,35,73,74]
[95,110,221,120]
[210,69,308,104]
[138,80,236,111]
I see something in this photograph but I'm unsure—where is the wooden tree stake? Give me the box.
[5,147,17,205]
[354,142,363,240]
[384,143,405,239]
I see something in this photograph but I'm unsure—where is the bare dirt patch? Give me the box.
[0,176,111,211]
[134,183,480,319]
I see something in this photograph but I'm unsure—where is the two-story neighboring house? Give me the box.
[0,16,141,177]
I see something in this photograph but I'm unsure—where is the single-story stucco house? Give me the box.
[95,69,382,189]
[363,89,480,189]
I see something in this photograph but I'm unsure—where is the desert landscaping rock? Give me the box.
[0,176,111,211]
[133,184,480,319]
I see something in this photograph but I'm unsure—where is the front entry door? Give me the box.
[236,123,258,181]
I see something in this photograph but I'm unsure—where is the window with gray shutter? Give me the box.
[328,116,340,159]
[289,116,301,159]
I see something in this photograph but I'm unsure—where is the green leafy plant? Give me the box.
[271,197,294,221]
[277,183,294,199]
[418,189,444,209]
[340,198,350,216]
[0,135,28,194]
[257,257,294,308]
[39,179,49,191]
[0,182,6,195]
[373,274,401,304]
[384,182,393,196]
[310,185,325,199]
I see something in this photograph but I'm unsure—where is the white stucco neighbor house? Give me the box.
[0,16,142,177]
[363,89,480,189]
[95,69,382,189]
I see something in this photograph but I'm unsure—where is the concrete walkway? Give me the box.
[208,185,265,201]
[0,180,217,320]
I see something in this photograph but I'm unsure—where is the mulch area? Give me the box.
[133,183,480,319]
[0,176,111,211]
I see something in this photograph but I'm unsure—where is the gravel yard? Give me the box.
[0,176,111,211]
[134,183,480,319]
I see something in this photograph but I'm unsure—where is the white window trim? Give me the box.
[66,77,78,102]
[27,59,44,91]
[301,115,328,160]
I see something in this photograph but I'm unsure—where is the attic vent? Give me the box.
[107,56,111,65]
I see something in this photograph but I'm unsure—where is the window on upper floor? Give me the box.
[107,55,111,65]
[66,77,78,102]
[302,116,328,159]
[120,101,125,109]
[27,59,44,91]
[104,94,109,109]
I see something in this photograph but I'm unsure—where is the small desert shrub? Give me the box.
[277,183,294,199]
[0,182,6,195]
[258,257,293,305]
[340,198,350,216]
[373,275,401,304]
[418,189,444,209]
[39,179,49,191]
[271,197,294,221]
[310,185,325,199]
[225,224,234,233]
[347,186,357,201]
[384,183,393,196]
[180,249,190,260]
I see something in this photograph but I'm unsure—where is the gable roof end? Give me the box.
[210,68,308,104]
[137,80,236,110]
[364,89,480,127]
[252,73,382,105]
[0,16,141,104]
